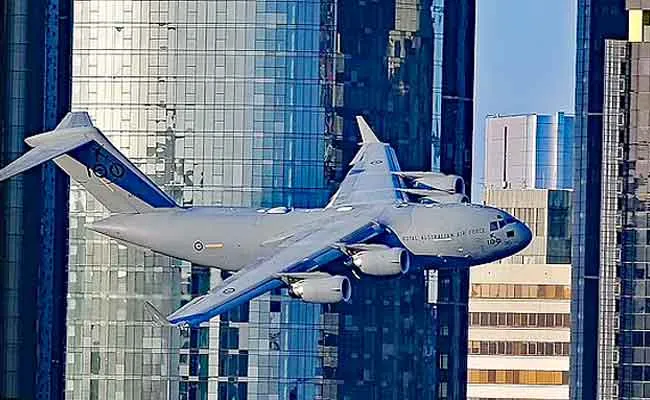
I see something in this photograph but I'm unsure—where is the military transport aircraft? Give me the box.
[0,112,532,327]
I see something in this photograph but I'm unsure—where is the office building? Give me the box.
[468,189,572,400]
[486,190,571,265]
[67,1,452,400]
[67,0,334,399]
[571,1,628,399]
[331,1,440,399]
[468,262,571,399]
[484,113,574,191]
[428,1,476,398]
[0,0,72,399]
[595,3,650,397]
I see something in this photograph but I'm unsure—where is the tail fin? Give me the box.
[0,112,177,213]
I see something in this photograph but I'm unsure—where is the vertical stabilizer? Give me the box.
[0,112,178,213]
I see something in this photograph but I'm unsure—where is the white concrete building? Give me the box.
[484,113,574,193]
[467,189,571,400]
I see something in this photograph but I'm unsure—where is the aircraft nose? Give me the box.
[517,220,533,250]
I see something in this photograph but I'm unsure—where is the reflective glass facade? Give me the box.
[0,0,72,398]
[428,1,476,399]
[332,1,453,398]
[598,39,627,399]
[601,32,650,399]
[68,1,457,399]
[331,0,434,174]
[571,1,627,399]
[68,1,336,399]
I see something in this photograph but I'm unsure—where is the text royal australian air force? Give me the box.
[0,112,532,327]
[402,227,487,242]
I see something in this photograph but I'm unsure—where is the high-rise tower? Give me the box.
[470,189,572,400]
[428,1,476,398]
[0,0,72,398]
[593,2,650,397]
[66,1,334,399]
[65,1,470,399]
[571,1,627,399]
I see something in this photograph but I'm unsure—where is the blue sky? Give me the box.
[472,0,577,196]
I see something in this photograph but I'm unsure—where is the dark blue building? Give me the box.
[331,2,474,399]
[571,1,627,399]
[430,1,475,399]
[331,1,436,398]
[0,0,72,398]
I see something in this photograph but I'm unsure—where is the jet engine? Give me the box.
[351,246,410,276]
[289,275,351,304]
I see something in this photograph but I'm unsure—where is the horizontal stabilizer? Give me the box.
[0,132,92,181]
[0,111,178,213]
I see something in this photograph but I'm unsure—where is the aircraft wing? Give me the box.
[167,214,384,326]
[326,116,406,208]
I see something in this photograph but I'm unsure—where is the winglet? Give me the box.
[356,116,381,144]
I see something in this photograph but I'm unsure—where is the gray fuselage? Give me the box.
[89,202,532,271]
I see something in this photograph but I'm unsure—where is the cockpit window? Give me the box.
[491,215,517,231]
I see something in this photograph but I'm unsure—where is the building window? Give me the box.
[90,379,99,400]
[469,312,570,328]
[468,369,569,385]
[470,283,571,299]
[468,340,570,356]
[90,351,101,374]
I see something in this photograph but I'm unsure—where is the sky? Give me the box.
[472,0,577,196]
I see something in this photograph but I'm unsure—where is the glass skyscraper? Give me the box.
[330,2,436,397]
[66,1,473,399]
[429,1,476,399]
[592,4,650,398]
[67,1,334,399]
[0,0,72,398]
[571,1,627,399]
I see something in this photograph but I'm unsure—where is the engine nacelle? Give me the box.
[289,275,351,304]
[351,247,410,276]
[396,171,465,194]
